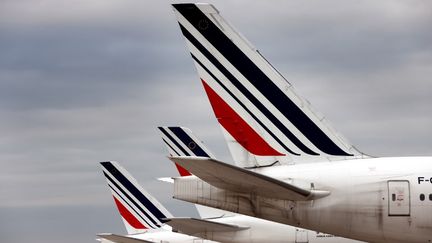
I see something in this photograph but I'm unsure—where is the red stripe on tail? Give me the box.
[113,196,146,229]
[175,163,192,176]
[201,79,284,156]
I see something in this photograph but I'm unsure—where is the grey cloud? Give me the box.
[227,0,432,73]
[0,25,191,110]
[0,205,124,243]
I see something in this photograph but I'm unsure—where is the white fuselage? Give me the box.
[173,157,432,243]
[110,213,362,243]
[204,214,362,243]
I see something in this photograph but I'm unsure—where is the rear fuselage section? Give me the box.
[174,157,432,243]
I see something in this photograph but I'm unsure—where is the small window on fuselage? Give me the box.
[420,194,425,201]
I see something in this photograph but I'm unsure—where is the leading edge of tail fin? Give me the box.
[172,3,364,164]
[100,161,173,234]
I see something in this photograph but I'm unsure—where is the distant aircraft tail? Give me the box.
[158,126,217,176]
[100,161,173,234]
[158,126,215,158]
[172,3,364,166]
[158,126,233,218]
[158,126,215,176]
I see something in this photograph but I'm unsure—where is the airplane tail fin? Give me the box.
[100,161,173,234]
[158,126,215,176]
[172,3,364,166]
[158,126,215,158]
[158,126,235,218]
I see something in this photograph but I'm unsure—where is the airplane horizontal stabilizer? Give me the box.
[169,156,330,201]
[157,177,174,183]
[97,233,155,243]
[164,217,249,235]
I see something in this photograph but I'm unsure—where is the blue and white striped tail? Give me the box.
[158,126,216,177]
[158,126,215,158]
[100,161,172,234]
[171,3,364,165]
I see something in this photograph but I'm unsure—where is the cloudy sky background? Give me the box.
[1,0,431,242]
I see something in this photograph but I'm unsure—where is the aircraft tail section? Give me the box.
[172,3,364,165]
[170,156,330,201]
[100,161,173,234]
[164,217,249,235]
[158,126,234,218]
[158,126,215,177]
[158,126,215,158]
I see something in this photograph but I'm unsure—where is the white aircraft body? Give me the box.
[158,126,362,243]
[169,3,432,243]
[98,159,361,243]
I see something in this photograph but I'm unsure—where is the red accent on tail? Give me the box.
[175,163,192,176]
[201,79,284,156]
[113,196,146,229]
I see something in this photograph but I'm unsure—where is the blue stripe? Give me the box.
[158,127,190,156]
[167,127,209,157]
[162,138,181,156]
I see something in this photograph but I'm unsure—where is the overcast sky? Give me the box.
[0,0,431,242]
